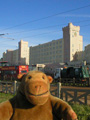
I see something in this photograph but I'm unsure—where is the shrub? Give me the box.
[70,103,90,120]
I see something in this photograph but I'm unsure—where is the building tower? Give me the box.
[18,40,29,65]
[63,23,83,63]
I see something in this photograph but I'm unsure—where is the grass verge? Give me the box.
[0,93,90,119]
[0,93,14,103]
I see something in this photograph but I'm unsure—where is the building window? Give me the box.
[72,49,74,52]
[72,44,74,47]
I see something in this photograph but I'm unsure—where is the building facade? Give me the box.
[3,49,19,65]
[63,23,83,63]
[12,49,19,65]
[73,51,85,62]
[29,39,63,65]
[3,50,13,65]
[85,44,90,63]
[29,23,83,65]
[3,40,29,65]
[2,23,84,66]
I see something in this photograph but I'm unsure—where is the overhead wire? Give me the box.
[0,22,90,43]
[0,4,90,44]
[22,30,61,39]
[0,24,90,49]
[1,22,90,47]
[7,19,90,35]
[80,24,90,27]
[0,36,15,40]
[0,3,90,58]
[0,30,61,44]
[20,23,90,39]
[0,4,90,31]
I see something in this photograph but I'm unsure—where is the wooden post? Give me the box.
[65,91,68,101]
[13,81,17,94]
[85,94,87,105]
[57,82,61,98]
[6,82,8,93]
[74,89,77,103]
[89,78,90,87]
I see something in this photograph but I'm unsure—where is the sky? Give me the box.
[0,0,90,58]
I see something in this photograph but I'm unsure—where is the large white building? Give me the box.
[2,23,84,66]
[29,23,83,65]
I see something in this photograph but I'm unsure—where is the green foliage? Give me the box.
[70,103,90,120]
[70,103,90,115]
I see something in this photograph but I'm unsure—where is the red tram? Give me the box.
[0,61,29,81]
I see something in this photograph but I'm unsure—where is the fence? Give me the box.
[0,81,90,105]
[0,81,61,97]
[60,87,90,120]
[0,81,90,119]
[0,81,20,94]
[61,87,90,105]
[50,82,61,97]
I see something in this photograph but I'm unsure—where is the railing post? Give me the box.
[85,94,87,105]
[13,81,17,94]
[74,89,77,103]
[65,91,68,102]
[89,78,90,86]
[60,88,63,99]
[57,82,61,98]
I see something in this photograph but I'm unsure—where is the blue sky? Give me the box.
[0,0,90,58]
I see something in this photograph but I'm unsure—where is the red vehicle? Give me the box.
[0,62,29,81]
